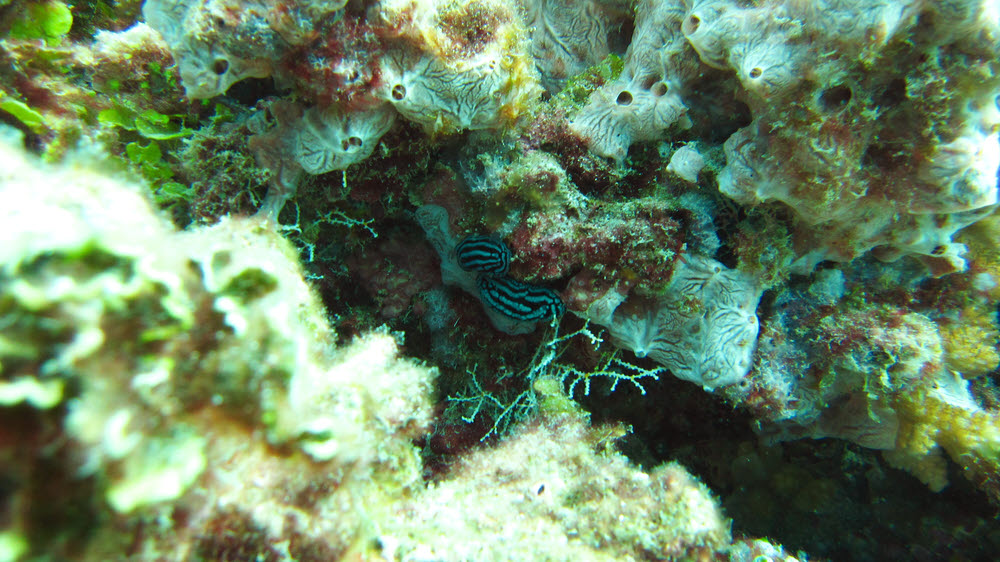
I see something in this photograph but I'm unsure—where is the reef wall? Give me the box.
[2,0,1000,559]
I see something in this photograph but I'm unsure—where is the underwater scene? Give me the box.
[2,0,1000,560]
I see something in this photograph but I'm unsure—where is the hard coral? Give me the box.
[0,139,436,518]
[381,392,732,560]
[938,306,1000,378]
[888,379,1000,500]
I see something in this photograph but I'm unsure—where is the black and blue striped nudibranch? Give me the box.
[476,275,565,322]
[456,235,510,275]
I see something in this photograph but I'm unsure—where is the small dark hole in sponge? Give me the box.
[685,15,701,34]
[212,59,229,75]
[616,91,633,106]
[874,78,906,109]
[819,85,853,111]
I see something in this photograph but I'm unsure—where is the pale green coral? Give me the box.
[0,377,63,408]
[0,136,437,519]
[379,398,731,561]
[0,531,28,562]
[104,428,207,513]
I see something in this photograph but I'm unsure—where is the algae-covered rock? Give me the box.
[0,134,745,561]
[0,136,435,545]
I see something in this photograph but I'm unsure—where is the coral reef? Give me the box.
[731,263,1000,502]
[523,0,623,92]
[4,0,1000,559]
[0,136,435,509]
[581,255,763,391]
[708,0,1000,274]
[888,380,1000,499]
[938,305,1000,378]
[570,0,1000,273]
[382,393,731,560]
[570,0,697,162]
[144,0,543,212]
[0,138,750,559]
